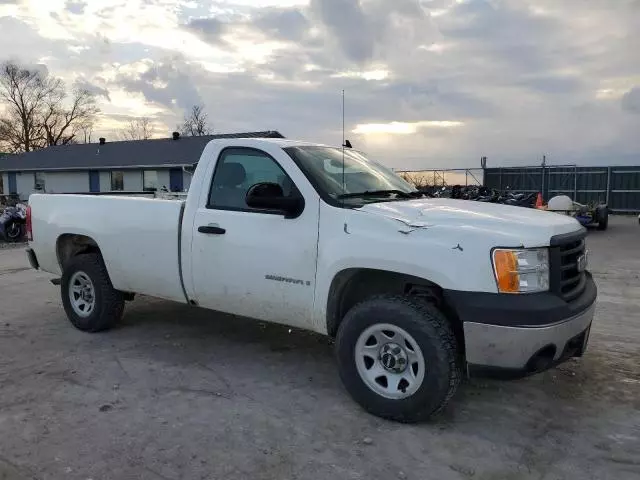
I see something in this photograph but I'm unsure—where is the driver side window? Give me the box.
[207,147,296,210]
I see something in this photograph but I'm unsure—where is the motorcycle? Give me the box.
[0,203,27,242]
[501,192,538,208]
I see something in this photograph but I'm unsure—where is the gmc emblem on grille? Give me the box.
[577,252,588,272]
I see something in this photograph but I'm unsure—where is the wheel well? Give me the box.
[56,234,101,270]
[326,268,464,352]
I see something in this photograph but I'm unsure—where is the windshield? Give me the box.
[284,146,417,205]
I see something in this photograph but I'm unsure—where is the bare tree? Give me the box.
[119,117,153,141]
[0,62,61,152]
[78,118,94,144]
[41,88,99,146]
[0,115,26,153]
[0,61,100,152]
[180,105,211,136]
[399,171,434,190]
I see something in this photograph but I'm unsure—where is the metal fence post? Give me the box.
[574,166,578,200]
[606,167,611,206]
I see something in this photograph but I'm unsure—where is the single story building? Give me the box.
[0,131,284,201]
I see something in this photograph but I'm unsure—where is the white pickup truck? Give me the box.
[26,138,597,422]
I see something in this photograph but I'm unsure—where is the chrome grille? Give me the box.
[550,230,587,302]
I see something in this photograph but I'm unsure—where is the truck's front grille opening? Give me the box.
[550,232,587,302]
[525,345,557,373]
[560,329,588,360]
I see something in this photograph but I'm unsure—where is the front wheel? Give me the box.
[61,253,125,332]
[336,295,461,423]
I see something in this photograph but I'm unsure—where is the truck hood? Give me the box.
[358,198,581,246]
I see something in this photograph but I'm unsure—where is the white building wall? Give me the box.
[45,172,88,193]
[4,168,190,198]
[123,170,143,191]
[16,172,36,201]
[99,172,111,192]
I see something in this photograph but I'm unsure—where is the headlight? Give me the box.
[492,248,549,294]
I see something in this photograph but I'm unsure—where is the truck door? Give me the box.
[189,147,319,329]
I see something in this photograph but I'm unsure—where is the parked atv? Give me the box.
[546,195,609,230]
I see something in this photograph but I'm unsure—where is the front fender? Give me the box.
[311,203,499,334]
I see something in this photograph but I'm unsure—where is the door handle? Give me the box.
[198,225,226,235]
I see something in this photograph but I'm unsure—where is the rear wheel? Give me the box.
[4,220,23,242]
[61,253,125,332]
[596,207,608,230]
[336,295,461,423]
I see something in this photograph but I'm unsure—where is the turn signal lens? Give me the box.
[493,250,519,293]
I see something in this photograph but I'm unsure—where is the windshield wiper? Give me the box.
[337,189,421,199]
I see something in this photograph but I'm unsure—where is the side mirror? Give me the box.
[245,182,304,219]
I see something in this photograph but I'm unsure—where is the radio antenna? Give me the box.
[342,89,345,199]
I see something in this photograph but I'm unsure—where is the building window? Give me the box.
[111,171,124,191]
[143,170,159,191]
[34,172,45,191]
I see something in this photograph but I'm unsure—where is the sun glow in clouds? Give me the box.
[353,121,464,135]
[333,69,390,81]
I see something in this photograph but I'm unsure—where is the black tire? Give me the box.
[4,220,23,242]
[596,207,608,230]
[61,253,125,332]
[336,295,462,423]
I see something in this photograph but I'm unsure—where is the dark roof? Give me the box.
[0,131,284,172]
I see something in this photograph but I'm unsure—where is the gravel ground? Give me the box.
[0,217,638,480]
[0,240,26,250]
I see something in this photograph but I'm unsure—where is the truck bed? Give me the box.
[29,194,187,303]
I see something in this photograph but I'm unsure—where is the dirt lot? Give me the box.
[0,217,638,480]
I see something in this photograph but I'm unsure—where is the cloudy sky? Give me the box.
[1,0,639,169]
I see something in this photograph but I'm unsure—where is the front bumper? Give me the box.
[444,273,597,378]
[464,303,594,377]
